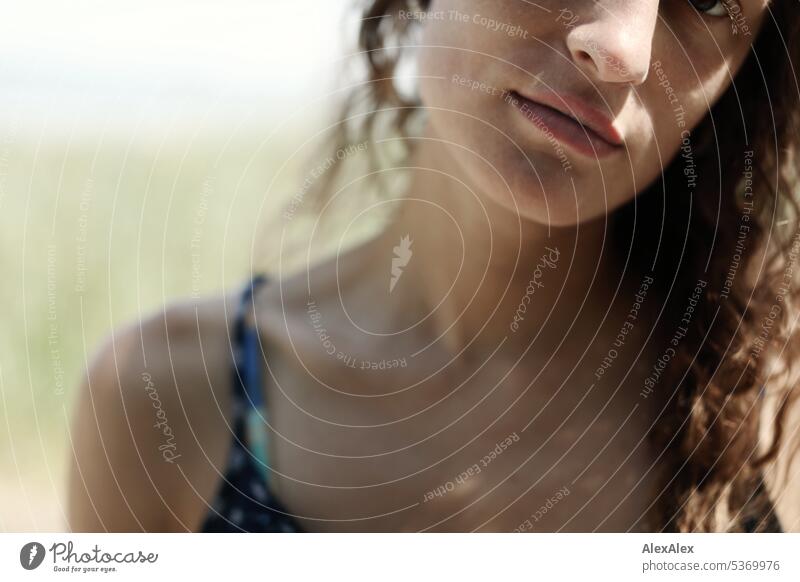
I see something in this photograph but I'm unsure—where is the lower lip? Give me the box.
[508,91,621,159]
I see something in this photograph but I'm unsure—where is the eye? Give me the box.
[687,0,730,16]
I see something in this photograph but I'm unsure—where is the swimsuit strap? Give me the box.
[231,273,272,486]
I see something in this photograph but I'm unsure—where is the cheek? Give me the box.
[416,30,501,140]
[671,55,737,125]
[648,19,757,141]
[417,18,469,104]
[643,42,748,179]
[416,49,474,134]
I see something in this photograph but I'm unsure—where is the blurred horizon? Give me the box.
[0,0,355,531]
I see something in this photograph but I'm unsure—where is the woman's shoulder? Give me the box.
[67,288,243,532]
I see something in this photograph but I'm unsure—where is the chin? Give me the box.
[480,167,613,228]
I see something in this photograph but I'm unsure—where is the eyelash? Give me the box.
[689,0,729,16]
[685,0,746,37]
[688,0,741,19]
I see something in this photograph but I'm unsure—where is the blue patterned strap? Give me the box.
[232,274,272,487]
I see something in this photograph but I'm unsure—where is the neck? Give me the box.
[375,124,626,359]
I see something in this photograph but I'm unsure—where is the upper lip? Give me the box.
[513,89,624,147]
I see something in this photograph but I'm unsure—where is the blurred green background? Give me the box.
[0,0,352,531]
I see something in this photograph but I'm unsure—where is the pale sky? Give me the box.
[0,0,352,133]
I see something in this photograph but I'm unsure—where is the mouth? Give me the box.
[507,90,624,159]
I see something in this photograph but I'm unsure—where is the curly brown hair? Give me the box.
[298,0,800,532]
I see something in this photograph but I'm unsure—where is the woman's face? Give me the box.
[417,0,769,226]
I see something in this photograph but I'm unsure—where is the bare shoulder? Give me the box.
[67,289,241,532]
[760,378,800,532]
[254,233,389,355]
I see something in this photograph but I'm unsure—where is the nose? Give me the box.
[564,2,659,85]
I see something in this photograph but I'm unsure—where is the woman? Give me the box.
[68,0,800,532]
